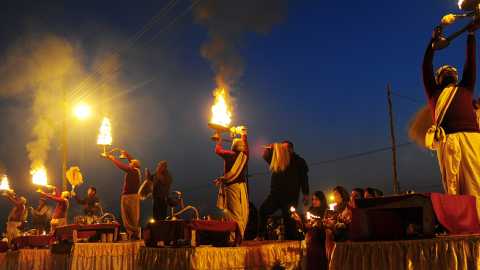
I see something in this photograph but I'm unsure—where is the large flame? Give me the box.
[97,117,112,146]
[0,175,10,190]
[31,167,48,186]
[210,90,231,128]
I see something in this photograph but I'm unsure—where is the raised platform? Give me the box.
[0,240,143,270]
[330,234,480,270]
[136,240,302,270]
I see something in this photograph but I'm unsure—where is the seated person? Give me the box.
[364,188,376,198]
[350,188,364,202]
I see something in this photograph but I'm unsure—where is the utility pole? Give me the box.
[54,85,69,222]
[387,84,399,195]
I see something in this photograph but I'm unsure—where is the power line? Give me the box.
[183,142,415,193]
[68,0,202,103]
[390,92,427,104]
[66,0,182,102]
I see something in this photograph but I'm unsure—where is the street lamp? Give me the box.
[43,85,91,223]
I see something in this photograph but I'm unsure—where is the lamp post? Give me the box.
[43,85,91,223]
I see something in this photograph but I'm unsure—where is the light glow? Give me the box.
[290,207,296,212]
[458,0,464,9]
[73,103,91,120]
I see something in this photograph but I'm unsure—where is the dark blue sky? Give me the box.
[0,0,473,226]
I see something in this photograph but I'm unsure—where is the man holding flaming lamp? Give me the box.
[214,125,249,241]
[107,150,141,240]
[38,185,69,234]
[423,14,480,219]
[2,190,26,246]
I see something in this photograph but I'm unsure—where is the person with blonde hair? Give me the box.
[255,141,309,241]
[108,150,141,240]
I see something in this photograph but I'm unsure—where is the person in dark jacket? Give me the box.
[72,186,99,224]
[255,141,309,240]
[145,161,172,221]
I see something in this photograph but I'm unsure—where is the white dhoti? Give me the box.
[6,221,21,246]
[121,194,140,238]
[225,182,249,240]
[436,132,480,220]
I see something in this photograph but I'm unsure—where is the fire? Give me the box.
[329,203,337,211]
[31,167,48,186]
[97,117,112,146]
[210,90,231,128]
[0,175,10,190]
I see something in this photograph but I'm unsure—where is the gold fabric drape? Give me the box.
[136,240,301,270]
[330,234,480,270]
[49,241,144,270]
[3,249,51,270]
[69,241,143,270]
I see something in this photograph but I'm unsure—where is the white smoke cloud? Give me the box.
[193,0,288,112]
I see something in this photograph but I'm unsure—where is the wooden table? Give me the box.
[358,195,436,238]
[353,193,479,240]
[53,223,120,243]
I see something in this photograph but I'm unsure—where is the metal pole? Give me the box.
[387,84,399,195]
[62,85,68,224]
[62,85,67,192]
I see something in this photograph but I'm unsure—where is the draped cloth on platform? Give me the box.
[330,234,480,270]
[121,194,140,235]
[50,241,144,270]
[3,249,51,270]
[435,132,480,220]
[136,240,301,270]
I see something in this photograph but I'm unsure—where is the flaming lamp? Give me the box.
[208,90,233,142]
[0,175,10,191]
[97,117,113,158]
[31,167,48,186]
[329,194,337,211]
[432,0,480,50]
[97,117,127,159]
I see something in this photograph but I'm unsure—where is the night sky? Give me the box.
[0,0,473,228]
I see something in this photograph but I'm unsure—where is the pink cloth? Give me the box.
[12,235,52,248]
[143,220,242,246]
[52,223,120,242]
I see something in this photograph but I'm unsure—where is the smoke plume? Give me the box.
[0,32,86,172]
[193,0,288,112]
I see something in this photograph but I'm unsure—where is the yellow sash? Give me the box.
[425,84,458,150]
[215,152,247,209]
